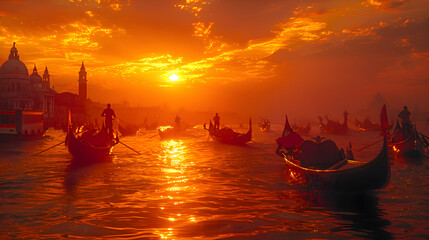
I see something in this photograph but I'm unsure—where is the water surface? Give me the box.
[1,123,428,239]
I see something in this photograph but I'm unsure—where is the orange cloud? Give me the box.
[361,0,408,10]
[0,0,428,112]
[68,0,130,11]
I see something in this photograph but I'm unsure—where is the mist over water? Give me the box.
[1,123,428,239]
[1,0,429,238]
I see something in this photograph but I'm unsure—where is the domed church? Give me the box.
[0,43,56,126]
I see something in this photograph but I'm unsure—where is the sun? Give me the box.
[169,74,180,82]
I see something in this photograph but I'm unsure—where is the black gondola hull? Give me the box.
[206,119,252,145]
[282,140,390,191]
[66,131,117,163]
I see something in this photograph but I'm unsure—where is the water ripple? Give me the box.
[1,123,428,239]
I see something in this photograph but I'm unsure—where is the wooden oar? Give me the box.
[420,133,429,147]
[119,141,142,155]
[33,141,65,156]
[149,134,159,139]
[116,117,131,125]
[357,139,383,152]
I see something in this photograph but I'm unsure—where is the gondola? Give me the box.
[66,127,119,163]
[158,117,195,140]
[118,124,139,136]
[318,110,349,135]
[390,121,426,158]
[158,126,182,140]
[355,118,381,132]
[259,119,271,132]
[276,107,390,191]
[204,119,252,145]
[292,123,311,136]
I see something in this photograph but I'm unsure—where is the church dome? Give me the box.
[30,65,42,82]
[0,43,29,76]
[0,59,29,76]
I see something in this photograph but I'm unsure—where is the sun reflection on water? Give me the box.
[158,125,174,132]
[156,139,197,239]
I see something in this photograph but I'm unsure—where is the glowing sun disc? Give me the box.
[169,74,180,82]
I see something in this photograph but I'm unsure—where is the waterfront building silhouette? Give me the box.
[0,43,55,127]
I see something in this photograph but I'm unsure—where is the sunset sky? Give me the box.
[0,0,428,118]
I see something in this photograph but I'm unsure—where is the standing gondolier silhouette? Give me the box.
[101,103,116,138]
[398,106,411,136]
[213,113,220,130]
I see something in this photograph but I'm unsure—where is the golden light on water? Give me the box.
[156,139,197,240]
[168,74,180,82]
[158,125,173,131]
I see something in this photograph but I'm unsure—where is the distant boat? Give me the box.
[259,119,271,132]
[118,124,139,136]
[0,109,45,140]
[292,123,311,136]
[355,118,381,132]
[158,126,182,140]
[318,111,349,135]
[276,112,390,191]
[204,119,252,145]
[158,116,194,140]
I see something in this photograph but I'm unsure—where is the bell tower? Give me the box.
[43,66,50,89]
[78,61,87,106]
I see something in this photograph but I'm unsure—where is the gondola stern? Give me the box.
[393,120,402,134]
[375,137,391,189]
[380,104,390,139]
[246,118,252,138]
[281,114,295,137]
